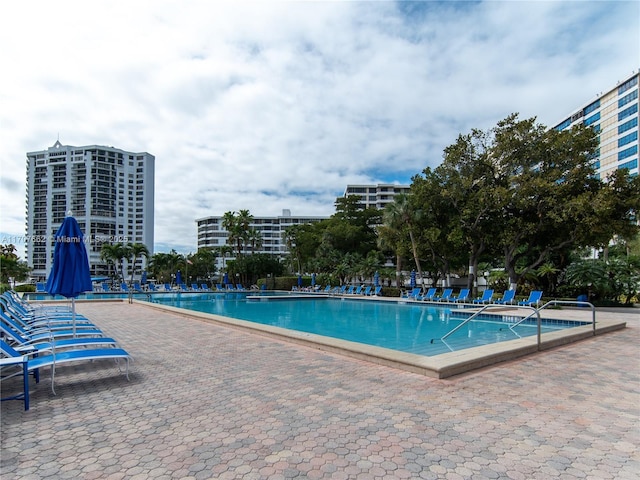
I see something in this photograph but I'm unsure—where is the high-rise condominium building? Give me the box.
[554,70,639,178]
[196,184,410,271]
[26,140,155,280]
[343,183,411,210]
[196,209,327,270]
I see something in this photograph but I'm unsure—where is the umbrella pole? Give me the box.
[72,297,76,338]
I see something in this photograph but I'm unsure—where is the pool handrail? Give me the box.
[434,301,597,352]
[432,304,541,348]
[505,300,596,336]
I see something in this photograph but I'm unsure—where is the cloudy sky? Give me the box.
[1,1,638,256]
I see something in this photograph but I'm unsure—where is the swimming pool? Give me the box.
[145,292,584,357]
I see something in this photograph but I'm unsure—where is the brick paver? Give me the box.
[1,302,638,479]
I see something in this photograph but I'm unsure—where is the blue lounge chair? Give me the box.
[192,283,200,291]
[473,289,494,304]
[371,286,382,296]
[494,289,516,305]
[0,299,94,329]
[362,286,372,296]
[148,283,158,292]
[236,284,246,291]
[1,322,118,353]
[346,285,355,294]
[418,288,437,301]
[201,284,210,291]
[1,312,102,339]
[451,288,470,303]
[35,282,46,293]
[133,283,143,293]
[435,288,453,302]
[323,285,332,293]
[402,287,422,300]
[120,283,130,292]
[0,339,131,411]
[518,290,543,307]
[102,283,111,292]
[177,283,188,291]
[164,283,172,291]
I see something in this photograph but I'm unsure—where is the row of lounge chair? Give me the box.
[98,282,249,293]
[0,291,132,411]
[294,285,382,296]
[401,288,544,306]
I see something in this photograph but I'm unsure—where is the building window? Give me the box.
[555,118,571,131]
[583,112,600,126]
[618,75,638,95]
[619,89,638,108]
[618,159,638,171]
[618,103,638,122]
[618,145,638,161]
[583,99,600,116]
[618,131,638,148]
[619,117,638,135]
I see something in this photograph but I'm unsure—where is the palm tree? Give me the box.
[222,211,243,257]
[100,243,129,284]
[237,209,254,255]
[128,243,150,286]
[383,194,423,284]
[377,224,405,287]
[247,228,263,254]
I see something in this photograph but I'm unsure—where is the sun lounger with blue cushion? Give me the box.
[435,288,453,302]
[402,287,422,299]
[473,289,494,304]
[1,339,131,410]
[191,284,200,291]
[518,290,543,307]
[1,322,118,354]
[451,288,470,303]
[494,290,516,305]
[35,283,46,293]
[201,284,210,291]
[418,288,437,301]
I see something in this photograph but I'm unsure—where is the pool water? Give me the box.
[146,292,579,356]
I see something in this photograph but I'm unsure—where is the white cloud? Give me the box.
[0,0,637,256]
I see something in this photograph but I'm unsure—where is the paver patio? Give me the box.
[1,301,638,479]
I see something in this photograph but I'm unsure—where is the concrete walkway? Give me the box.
[1,302,638,479]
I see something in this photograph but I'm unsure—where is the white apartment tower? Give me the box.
[343,184,411,210]
[26,140,155,280]
[554,70,639,178]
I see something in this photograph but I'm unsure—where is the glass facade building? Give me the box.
[554,71,639,178]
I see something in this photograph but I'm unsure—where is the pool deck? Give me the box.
[1,301,638,479]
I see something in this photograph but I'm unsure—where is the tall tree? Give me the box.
[128,243,150,286]
[383,193,424,283]
[491,114,602,287]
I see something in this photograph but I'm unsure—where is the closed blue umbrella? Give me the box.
[374,271,380,287]
[298,274,302,287]
[176,270,182,285]
[311,273,316,287]
[410,270,416,288]
[141,270,147,285]
[45,213,93,336]
[223,272,229,285]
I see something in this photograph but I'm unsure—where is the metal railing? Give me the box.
[432,300,597,352]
